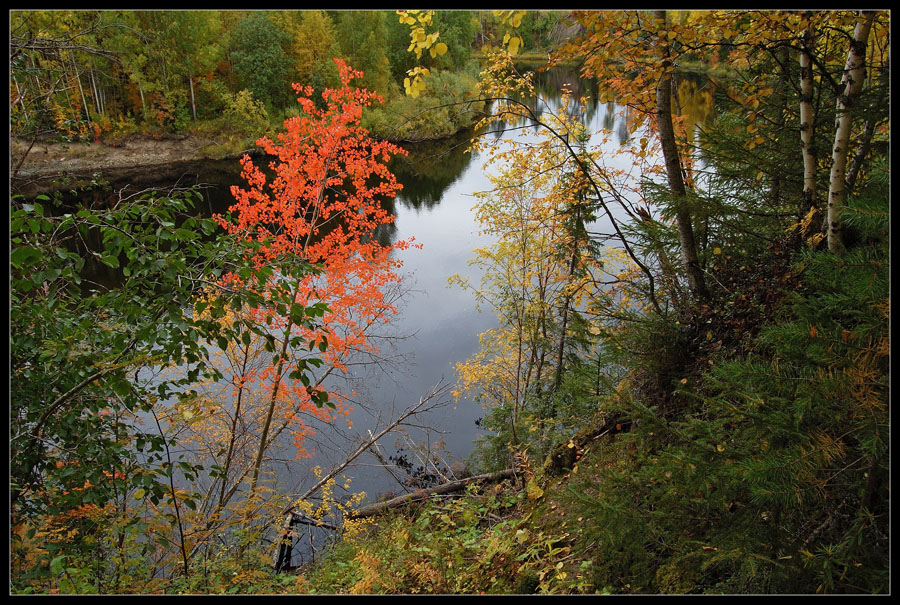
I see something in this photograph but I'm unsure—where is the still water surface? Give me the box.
[74,67,715,518]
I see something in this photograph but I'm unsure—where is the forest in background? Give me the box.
[10,10,890,594]
[10,10,565,150]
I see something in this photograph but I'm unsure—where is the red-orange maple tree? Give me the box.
[213,58,415,497]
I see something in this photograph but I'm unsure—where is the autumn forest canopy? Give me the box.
[9,10,890,595]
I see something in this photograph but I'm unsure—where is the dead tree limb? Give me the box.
[283,381,451,516]
[274,381,451,571]
[346,469,516,520]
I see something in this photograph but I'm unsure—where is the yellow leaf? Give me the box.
[434,42,448,56]
[508,36,521,56]
[526,478,544,500]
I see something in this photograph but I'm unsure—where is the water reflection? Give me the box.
[28,64,718,532]
[390,128,478,211]
[676,70,716,145]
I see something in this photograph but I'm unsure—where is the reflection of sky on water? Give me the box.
[286,86,662,506]
[106,68,715,523]
[275,130,503,505]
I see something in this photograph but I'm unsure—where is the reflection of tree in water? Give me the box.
[675,70,716,147]
[39,164,245,295]
[616,108,631,145]
[530,64,715,148]
[389,128,477,211]
[485,63,617,139]
[371,196,399,248]
[531,63,601,125]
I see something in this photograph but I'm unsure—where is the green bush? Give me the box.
[362,70,484,141]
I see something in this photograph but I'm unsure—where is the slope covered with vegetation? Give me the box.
[299,10,891,595]
[10,10,889,595]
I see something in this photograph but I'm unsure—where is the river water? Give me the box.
[49,67,715,558]
[200,80,655,508]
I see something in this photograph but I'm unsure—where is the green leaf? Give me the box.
[290,303,307,325]
[10,246,42,269]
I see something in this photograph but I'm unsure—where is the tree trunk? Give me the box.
[845,116,877,194]
[217,340,252,509]
[71,54,92,124]
[248,292,298,499]
[13,80,28,122]
[89,67,102,117]
[189,72,197,121]
[554,205,581,391]
[799,19,817,211]
[766,46,791,208]
[827,11,874,254]
[138,82,146,118]
[654,10,707,302]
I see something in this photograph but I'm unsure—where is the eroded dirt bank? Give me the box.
[11,134,256,198]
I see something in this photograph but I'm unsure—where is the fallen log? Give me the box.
[274,382,452,571]
[346,469,517,520]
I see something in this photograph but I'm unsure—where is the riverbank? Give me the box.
[11,103,484,200]
[10,134,259,198]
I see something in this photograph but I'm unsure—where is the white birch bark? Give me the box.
[827,12,874,253]
[799,20,817,209]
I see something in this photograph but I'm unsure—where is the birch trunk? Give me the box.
[138,82,146,118]
[71,54,92,124]
[189,72,197,121]
[827,12,874,253]
[89,67,102,117]
[799,21,817,210]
